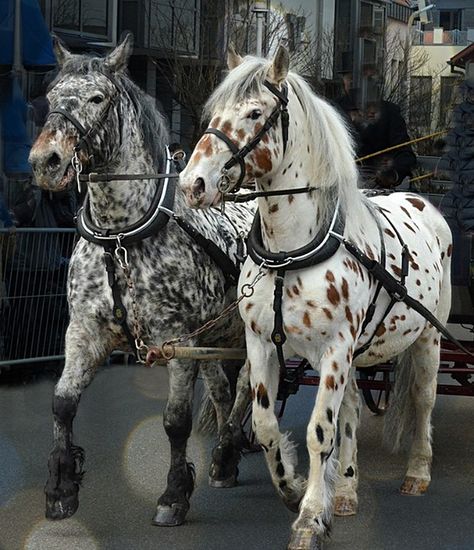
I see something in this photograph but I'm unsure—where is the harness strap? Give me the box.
[103,249,137,353]
[338,237,474,358]
[173,215,240,291]
[271,268,287,371]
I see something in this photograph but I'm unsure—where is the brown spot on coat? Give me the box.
[391,264,402,277]
[447,244,452,257]
[326,270,335,283]
[332,361,338,371]
[345,306,353,324]
[323,308,333,320]
[404,222,416,233]
[341,277,349,300]
[303,311,311,327]
[245,302,254,311]
[327,285,340,306]
[384,228,395,238]
[256,383,270,408]
[269,203,279,213]
[375,323,386,336]
[325,375,335,390]
[306,300,317,308]
[251,320,261,334]
[407,197,426,211]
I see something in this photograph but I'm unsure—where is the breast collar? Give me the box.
[247,200,345,271]
[76,150,176,247]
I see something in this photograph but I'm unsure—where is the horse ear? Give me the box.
[227,44,243,70]
[268,44,289,85]
[52,33,72,68]
[105,32,134,72]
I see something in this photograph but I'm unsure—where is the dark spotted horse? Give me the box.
[29,34,255,526]
[179,46,471,549]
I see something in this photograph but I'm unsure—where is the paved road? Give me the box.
[0,363,473,550]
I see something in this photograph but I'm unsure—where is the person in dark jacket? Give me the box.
[355,99,417,188]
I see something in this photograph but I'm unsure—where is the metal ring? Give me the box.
[161,342,176,360]
[241,284,254,298]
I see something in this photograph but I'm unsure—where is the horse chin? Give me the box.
[37,164,75,192]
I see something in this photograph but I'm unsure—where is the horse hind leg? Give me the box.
[153,358,198,527]
[206,360,251,488]
[334,371,360,516]
[45,323,109,520]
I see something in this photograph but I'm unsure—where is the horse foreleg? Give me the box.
[334,371,360,516]
[289,345,352,550]
[45,323,109,520]
[247,336,306,512]
[209,359,251,488]
[153,358,198,527]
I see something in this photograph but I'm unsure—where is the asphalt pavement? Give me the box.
[0,362,473,550]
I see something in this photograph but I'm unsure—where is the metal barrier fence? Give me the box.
[0,228,76,367]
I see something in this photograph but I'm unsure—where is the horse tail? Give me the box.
[383,349,415,452]
[196,387,218,434]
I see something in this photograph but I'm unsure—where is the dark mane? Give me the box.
[50,54,169,170]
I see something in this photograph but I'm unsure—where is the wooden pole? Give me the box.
[146,345,247,366]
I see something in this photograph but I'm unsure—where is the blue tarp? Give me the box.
[0,0,55,66]
[1,76,32,174]
[0,0,56,174]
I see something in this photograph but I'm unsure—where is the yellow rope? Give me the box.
[408,171,435,184]
[356,130,447,163]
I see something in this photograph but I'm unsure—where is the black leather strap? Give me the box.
[103,249,137,353]
[247,207,345,271]
[174,215,240,290]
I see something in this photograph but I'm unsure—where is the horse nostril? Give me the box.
[47,152,61,171]
[192,177,205,198]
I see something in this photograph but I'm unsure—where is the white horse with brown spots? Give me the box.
[180,47,452,549]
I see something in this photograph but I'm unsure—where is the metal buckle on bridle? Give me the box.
[218,169,233,214]
[71,150,83,193]
[114,234,129,269]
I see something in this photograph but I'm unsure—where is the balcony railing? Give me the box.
[412,29,473,46]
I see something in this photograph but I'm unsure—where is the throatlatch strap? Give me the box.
[271,269,287,370]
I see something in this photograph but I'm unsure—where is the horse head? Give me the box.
[180,46,290,208]
[29,33,134,191]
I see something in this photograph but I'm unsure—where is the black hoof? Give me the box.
[152,503,190,527]
[287,529,324,550]
[208,474,237,488]
[45,492,79,520]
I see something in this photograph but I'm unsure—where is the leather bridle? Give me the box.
[47,70,121,182]
[203,80,289,194]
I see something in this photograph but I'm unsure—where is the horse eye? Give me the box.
[89,95,104,104]
[248,110,262,120]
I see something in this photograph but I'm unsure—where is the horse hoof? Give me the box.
[45,493,79,520]
[334,496,357,516]
[400,476,429,496]
[287,528,324,550]
[208,474,237,488]
[152,503,189,527]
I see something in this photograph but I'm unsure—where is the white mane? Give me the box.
[205,56,367,232]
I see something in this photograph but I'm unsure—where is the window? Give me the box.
[148,0,200,54]
[439,9,462,31]
[410,76,432,129]
[52,0,110,37]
